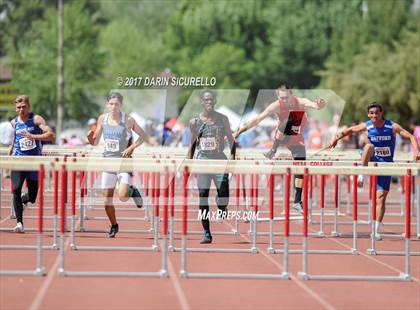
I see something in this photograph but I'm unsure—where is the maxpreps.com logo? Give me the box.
[197,210,259,221]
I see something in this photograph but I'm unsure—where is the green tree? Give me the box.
[320,1,419,126]
[163,0,269,110]
[5,0,105,122]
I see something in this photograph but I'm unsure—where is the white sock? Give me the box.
[375,220,381,234]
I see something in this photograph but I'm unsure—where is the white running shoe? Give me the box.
[357,175,364,188]
[13,222,24,233]
[293,202,304,214]
[373,233,382,241]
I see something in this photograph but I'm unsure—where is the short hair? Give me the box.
[107,92,123,103]
[14,95,30,105]
[277,84,291,91]
[200,89,216,99]
[367,102,383,112]
[276,84,292,96]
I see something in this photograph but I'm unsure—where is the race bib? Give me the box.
[19,138,36,151]
[105,139,120,152]
[374,147,391,157]
[291,125,301,134]
[200,137,216,151]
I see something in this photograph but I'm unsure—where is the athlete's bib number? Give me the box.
[291,125,301,134]
[374,147,391,157]
[105,139,120,152]
[200,137,216,151]
[19,138,36,151]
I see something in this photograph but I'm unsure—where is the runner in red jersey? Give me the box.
[234,85,326,212]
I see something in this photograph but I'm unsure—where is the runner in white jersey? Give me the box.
[87,92,153,238]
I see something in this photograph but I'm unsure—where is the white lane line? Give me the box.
[30,218,79,310]
[29,237,68,310]
[167,254,190,310]
[320,232,420,283]
[224,222,336,310]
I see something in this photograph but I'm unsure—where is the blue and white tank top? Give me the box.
[13,112,42,156]
[366,119,395,163]
[102,112,131,158]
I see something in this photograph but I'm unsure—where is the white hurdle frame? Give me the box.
[0,164,46,276]
[58,164,169,278]
[298,167,415,281]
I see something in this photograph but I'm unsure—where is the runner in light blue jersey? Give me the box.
[87,92,154,238]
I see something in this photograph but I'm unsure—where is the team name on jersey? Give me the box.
[16,126,35,134]
[370,135,391,141]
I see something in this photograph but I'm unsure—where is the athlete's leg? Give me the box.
[11,171,26,224]
[288,144,306,212]
[358,144,375,187]
[374,176,391,238]
[117,173,130,202]
[117,173,142,208]
[214,173,229,218]
[361,143,374,166]
[26,178,39,203]
[264,130,289,159]
[198,173,213,243]
[376,190,389,222]
[101,172,118,237]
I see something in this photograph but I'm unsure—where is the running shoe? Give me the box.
[373,233,382,241]
[22,192,29,210]
[107,224,119,238]
[200,231,212,244]
[293,202,304,214]
[130,185,143,208]
[263,149,276,160]
[357,175,364,188]
[13,222,24,233]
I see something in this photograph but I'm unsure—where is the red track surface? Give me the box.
[1,177,419,310]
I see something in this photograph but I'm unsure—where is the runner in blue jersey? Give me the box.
[330,103,419,240]
[87,92,154,237]
[9,95,55,233]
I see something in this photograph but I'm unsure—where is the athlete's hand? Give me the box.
[328,139,338,149]
[233,129,242,139]
[316,98,327,109]
[414,151,420,162]
[86,130,95,145]
[21,130,34,139]
[121,146,134,158]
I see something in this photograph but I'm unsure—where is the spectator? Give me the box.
[0,116,14,147]
[308,120,323,150]
[409,118,420,154]
[87,118,97,133]
[67,134,84,147]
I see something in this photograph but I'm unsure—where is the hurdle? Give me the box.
[0,156,60,228]
[66,162,160,252]
[0,159,60,249]
[367,170,420,256]
[179,166,289,280]
[76,157,155,235]
[78,169,151,233]
[298,166,417,281]
[0,164,46,276]
[270,167,356,256]
[172,169,259,253]
[58,162,169,278]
